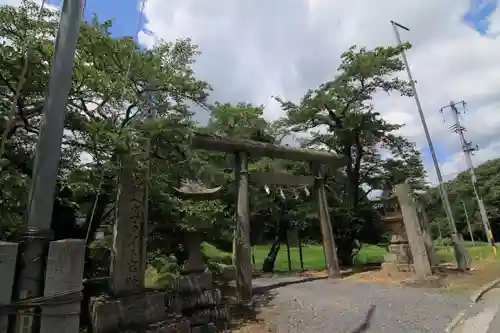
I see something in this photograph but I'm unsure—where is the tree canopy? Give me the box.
[0,1,428,270]
[425,158,500,243]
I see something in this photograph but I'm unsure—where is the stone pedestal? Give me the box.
[381,212,413,273]
[179,232,229,332]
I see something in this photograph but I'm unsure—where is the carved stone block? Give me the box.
[166,289,221,312]
[191,323,216,333]
[189,306,229,326]
[171,272,213,294]
[110,165,147,295]
[145,319,191,333]
[181,233,206,274]
[90,291,168,333]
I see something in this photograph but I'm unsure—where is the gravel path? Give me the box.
[251,276,470,333]
[451,286,500,333]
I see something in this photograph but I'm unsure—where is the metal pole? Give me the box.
[14,1,84,332]
[390,21,469,270]
[461,200,475,246]
[447,102,492,245]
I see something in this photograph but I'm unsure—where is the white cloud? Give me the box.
[138,0,500,185]
[3,0,499,185]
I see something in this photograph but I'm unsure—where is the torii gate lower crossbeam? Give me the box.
[190,133,346,301]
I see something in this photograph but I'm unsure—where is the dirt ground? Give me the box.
[223,261,500,332]
[342,260,500,295]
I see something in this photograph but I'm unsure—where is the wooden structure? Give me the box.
[188,133,346,300]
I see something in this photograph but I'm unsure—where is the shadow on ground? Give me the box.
[217,264,382,333]
[217,282,278,332]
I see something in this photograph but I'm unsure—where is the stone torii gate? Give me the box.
[108,132,346,303]
[189,133,346,300]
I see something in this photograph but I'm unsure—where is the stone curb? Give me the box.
[444,310,467,333]
[444,277,500,333]
[470,277,500,303]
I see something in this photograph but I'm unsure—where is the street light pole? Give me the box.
[389,20,469,270]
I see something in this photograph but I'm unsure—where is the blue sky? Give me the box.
[463,0,499,37]
[42,0,500,180]
[47,0,500,49]
[48,0,144,38]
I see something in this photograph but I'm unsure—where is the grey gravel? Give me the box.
[250,276,470,333]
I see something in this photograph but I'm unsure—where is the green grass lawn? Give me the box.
[145,241,499,287]
[248,242,499,272]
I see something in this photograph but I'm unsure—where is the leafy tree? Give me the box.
[276,45,426,265]
[425,158,500,242]
[0,0,211,241]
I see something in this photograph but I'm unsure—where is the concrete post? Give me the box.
[416,199,439,267]
[40,240,85,333]
[109,160,147,295]
[0,242,18,333]
[394,183,432,279]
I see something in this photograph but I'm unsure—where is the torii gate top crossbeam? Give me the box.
[191,132,346,166]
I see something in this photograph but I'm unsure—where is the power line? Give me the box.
[440,101,496,253]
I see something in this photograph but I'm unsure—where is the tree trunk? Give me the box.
[262,238,281,272]
[336,239,355,267]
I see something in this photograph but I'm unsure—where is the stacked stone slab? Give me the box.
[90,232,229,333]
[168,271,229,333]
[381,212,413,273]
[380,182,436,279]
[89,274,228,333]
[176,232,229,332]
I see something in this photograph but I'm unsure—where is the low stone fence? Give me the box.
[0,239,86,333]
[90,271,229,333]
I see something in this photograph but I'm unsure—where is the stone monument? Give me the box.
[380,186,413,273]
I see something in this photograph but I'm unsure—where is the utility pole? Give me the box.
[441,101,495,252]
[390,20,469,270]
[14,1,84,332]
[461,200,475,246]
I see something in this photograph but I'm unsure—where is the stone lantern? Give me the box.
[380,186,413,273]
[173,179,224,274]
[171,179,229,331]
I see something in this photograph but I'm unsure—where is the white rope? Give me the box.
[264,184,270,195]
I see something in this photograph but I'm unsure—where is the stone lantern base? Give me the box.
[382,242,413,273]
[381,213,414,273]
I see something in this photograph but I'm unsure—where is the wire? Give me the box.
[0,286,82,317]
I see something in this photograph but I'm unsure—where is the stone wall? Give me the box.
[89,271,229,333]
